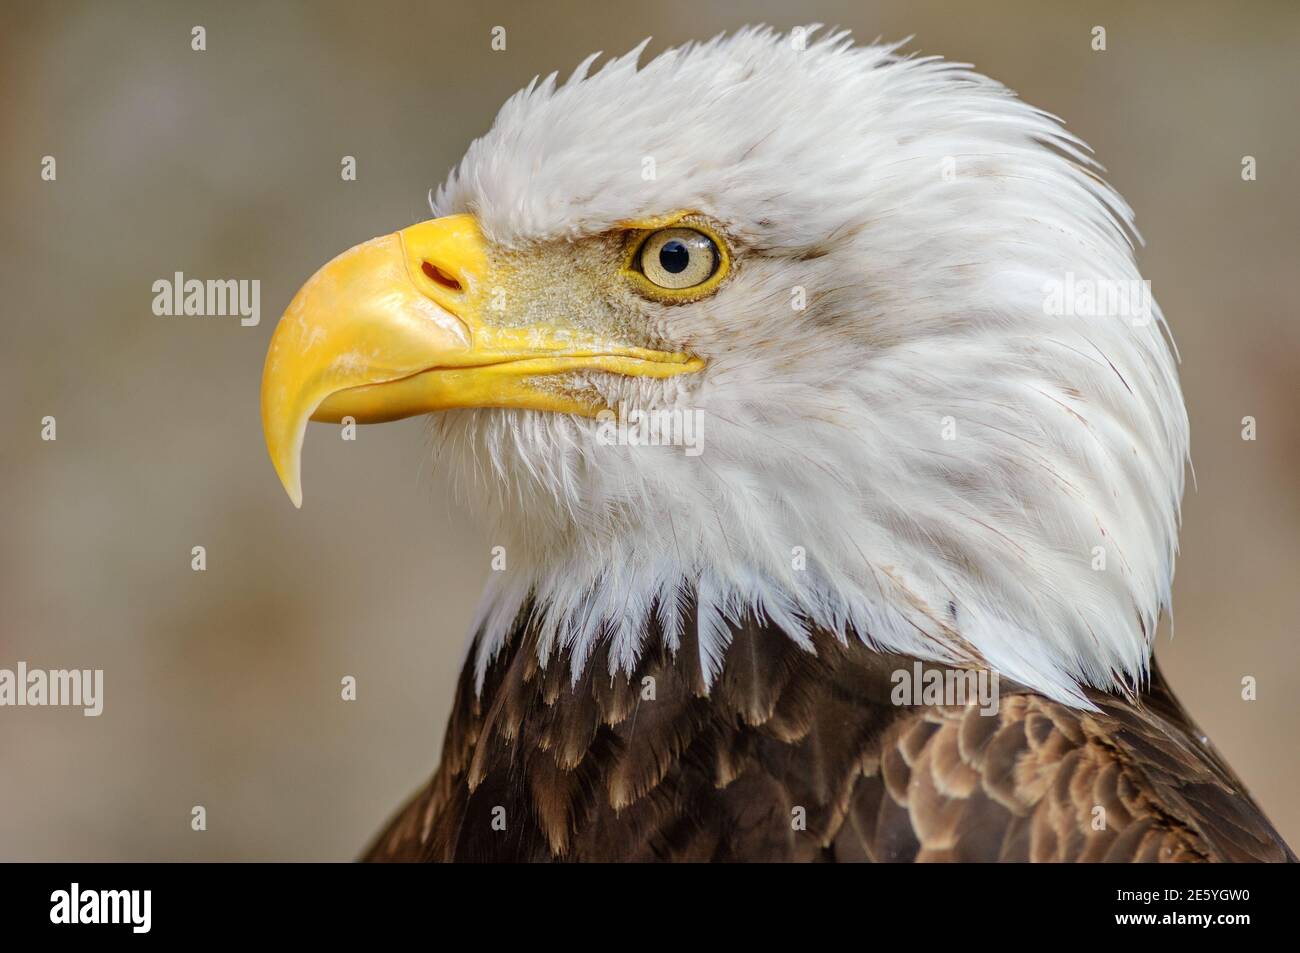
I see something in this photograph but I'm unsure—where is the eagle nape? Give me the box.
[259,26,1294,863]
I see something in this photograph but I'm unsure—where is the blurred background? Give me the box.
[1,0,1296,860]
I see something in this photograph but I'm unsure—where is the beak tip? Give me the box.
[267,437,305,508]
[263,397,306,509]
[281,473,304,509]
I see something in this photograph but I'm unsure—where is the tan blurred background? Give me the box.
[1,0,1296,860]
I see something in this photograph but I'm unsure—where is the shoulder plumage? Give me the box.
[365,607,1292,862]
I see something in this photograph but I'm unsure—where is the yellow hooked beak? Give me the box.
[261,214,703,506]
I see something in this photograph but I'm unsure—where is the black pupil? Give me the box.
[658,239,691,274]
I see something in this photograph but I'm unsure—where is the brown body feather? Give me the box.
[364,604,1294,862]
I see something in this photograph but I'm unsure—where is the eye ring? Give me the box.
[621,217,731,303]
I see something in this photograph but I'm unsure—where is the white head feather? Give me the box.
[427,26,1188,708]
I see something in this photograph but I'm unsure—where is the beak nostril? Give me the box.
[422,261,463,292]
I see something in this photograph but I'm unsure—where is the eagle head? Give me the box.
[261,26,1188,707]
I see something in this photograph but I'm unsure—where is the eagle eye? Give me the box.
[637,228,719,290]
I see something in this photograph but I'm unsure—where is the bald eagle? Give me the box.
[260,27,1293,862]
